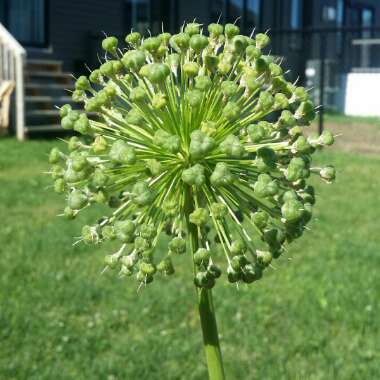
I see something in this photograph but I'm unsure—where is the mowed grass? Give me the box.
[0,138,379,380]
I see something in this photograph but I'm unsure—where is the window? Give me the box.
[290,0,301,29]
[336,0,344,26]
[2,0,47,46]
[245,0,260,31]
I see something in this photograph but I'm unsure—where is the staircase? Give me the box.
[24,59,75,134]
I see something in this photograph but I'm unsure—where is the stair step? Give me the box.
[25,71,72,78]
[25,96,73,103]
[25,124,64,133]
[26,110,61,117]
[25,83,74,90]
[26,59,63,72]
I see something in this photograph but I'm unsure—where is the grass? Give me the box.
[324,111,380,127]
[0,138,379,380]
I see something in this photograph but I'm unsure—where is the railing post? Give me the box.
[15,53,25,141]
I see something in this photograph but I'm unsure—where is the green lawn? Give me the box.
[0,138,379,380]
[324,111,380,127]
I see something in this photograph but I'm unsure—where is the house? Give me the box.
[0,0,379,139]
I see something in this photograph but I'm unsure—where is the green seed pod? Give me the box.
[257,91,274,111]
[185,23,201,36]
[222,102,240,121]
[195,75,212,91]
[186,89,203,108]
[75,76,91,91]
[49,147,63,164]
[139,223,156,240]
[126,109,144,126]
[189,208,209,226]
[105,254,119,269]
[231,35,248,54]
[61,115,74,130]
[135,236,151,253]
[122,50,146,71]
[145,63,170,84]
[204,54,219,71]
[152,93,167,109]
[242,264,262,283]
[292,136,312,154]
[182,164,205,187]
[210,162,234,187]
[208,264,222,279]
[170,33,190,51]
[221,81,238,97]
[129,86,147,102]
[231,254,248,271]
[246,45,261,60]
[269,62,283,77]
[157,257,175,275]
[92,169,109,188]
[54,178,66,193]
[71,154,88,172]
[125,31,141,45]
[142,37,161,53]
[251,211,269,230]
[320,166,336,183]
[63,206,75,219]
[194,271,215,289]
[131,181,153,206]
[189,130,215,159]
[68,136,81,152]
[286,157,308,182]
[281,199,304,222]
[225,23,240,39]
[102,225,116,241]
[278,110,296,128]
[72,90,85,103]
[169,237,186,255]
[166,53,180,71]
[201,120,217,136]
[247,123,267,143]
[183,62,200,77]
[60,104,72,118]
[92,135,108,154]
[227,267,241,283]
[114,220,135,242]
[89,69,102,84]
[51,165,64,180]
[102,36,118,53]
[210,203,227,219]
[255,33,270,49]
[146,159,162,176]
[217,61,232,75]
[109,140,136,165]
[319,130,334,146]
[190,34,209,53]
[274,93,289,110]
[220,134,245,158]
[136,271,154,284]
[68,190,88,210]
[230,240,246,255]
[73,114,90,135]
[208,23,224,37]
[154,130,181,153]
[194,248,211,266]
[256,250,273,267]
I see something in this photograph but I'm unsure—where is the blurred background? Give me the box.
[0,1,379,379]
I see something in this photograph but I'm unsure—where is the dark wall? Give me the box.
[27,0,126,73]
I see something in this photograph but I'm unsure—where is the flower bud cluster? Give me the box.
[49,23,335,289]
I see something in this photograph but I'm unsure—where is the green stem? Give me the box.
[185,188,226,380]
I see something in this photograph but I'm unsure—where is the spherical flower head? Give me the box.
[48,23,335,289]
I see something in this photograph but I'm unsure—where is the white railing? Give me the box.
[0,23,26,140]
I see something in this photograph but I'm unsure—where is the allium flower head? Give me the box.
[49,23,335,288]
